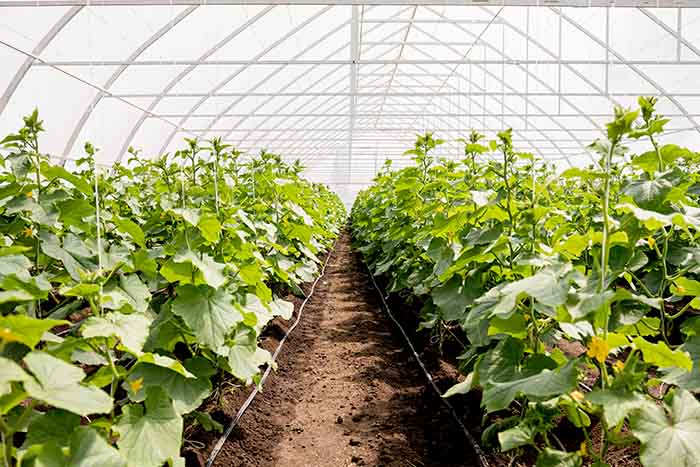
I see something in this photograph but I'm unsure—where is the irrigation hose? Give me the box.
[205,240,336,467]
[367,271,491,467]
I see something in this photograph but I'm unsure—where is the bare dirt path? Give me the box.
[207,231,477,467]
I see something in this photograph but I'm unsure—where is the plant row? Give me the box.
[0,110,345,467]
[351,97,700,467]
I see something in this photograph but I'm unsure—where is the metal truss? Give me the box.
[1,1,700,192]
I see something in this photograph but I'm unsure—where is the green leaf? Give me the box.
[536,448,582,467]
[114,216,146,248]
[101,274,151,314]
[633,337,692,371]
[499,422,537,451]
[227,343,270,384]
[115,387,183,467]
[622,177,672,210]
[68,426,127,467]
[40,232,89,282]
[137,353,194,378]
[482,360,578,413]
[23,351,113,416]
[161,251,226,289]
[171,285,243,350]
[239,263,263,286]
[442,373,474,398]
[0,315,68,349]
[671,277,700,297]
[432,275,477,321]
[631,390,700,467]
[192,411,224,433]
[661,337,700,393]
[269,298,294,320]
[197,214,221,243]
[0,357,29,395]
[82,312,152,356]
[587,389,647,426]
[39,161,92,196]
[477,266,570,319]
[124,362,211,415]
[22,409,80,451]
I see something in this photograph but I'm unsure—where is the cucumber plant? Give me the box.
[0,110,345,467]
[352,97,700,467]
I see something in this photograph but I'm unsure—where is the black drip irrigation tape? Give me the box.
[205,241,336,467]
[367,271,490,467]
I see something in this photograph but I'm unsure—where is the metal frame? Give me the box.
[1,2,700,193]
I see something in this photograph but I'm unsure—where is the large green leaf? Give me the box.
[630,390,700,467]
[663,337,700,391]
[101,274,151,314]
[115,387,183,467]
[68,427,127,467]
[161,250,226,288]
[23,351,113,416]
[124,362,211,415]
[113,216,146,248]
[0,356,29,395]
[22,409,80,452]
[40,162,92,196]
[82,312,152,356]
[476,266,570,319]
[633,337,692,371]
[432,275,478,321]
[587,389,647,427]
[171,285,242,350]
[40,232,90,281]
[536,448,582,467]
[622,176,672,210]
[482,360,578,413]
[227,343,271,384]
[0,315,68,349]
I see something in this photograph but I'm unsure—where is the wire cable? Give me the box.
[366,269,490,467]
[205,240,336,467]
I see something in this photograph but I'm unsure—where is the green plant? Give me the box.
[351,97,700,467]
[0,110,345,466]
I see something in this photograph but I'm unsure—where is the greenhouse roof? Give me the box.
[2,1,700,203]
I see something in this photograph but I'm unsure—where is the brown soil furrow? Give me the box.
[204,231,477,467]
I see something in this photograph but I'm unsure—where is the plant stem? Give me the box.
[0,416,12,467]
[598,140,617,390]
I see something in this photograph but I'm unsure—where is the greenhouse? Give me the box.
[1,1,700,466]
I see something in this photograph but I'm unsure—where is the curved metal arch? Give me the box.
[403,45,578,162]
[414,10,602,153]
[116,5,276,163]
[470,5,622,108]
[61,5,199,161]
[391,67,558,161]
[554,6,700,133]
[640,8,700,59]
[0,5,83,114]
[250,76,353,158]
[199,6,351,142]
[155,5,334,156]
[226,15,410,149]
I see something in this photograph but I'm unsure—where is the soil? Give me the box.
[188,231,481,467]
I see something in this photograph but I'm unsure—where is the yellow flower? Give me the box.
[587,336,609,364]
[579,441,588,457]
[26,191,33,198]
[570,390,585,403]
[21,226,34,238]
[128,377,144,393]
[648,236,656,249]
[0,327,18,342]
